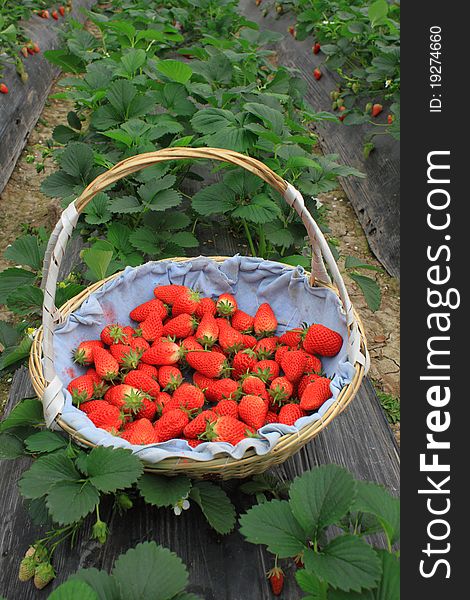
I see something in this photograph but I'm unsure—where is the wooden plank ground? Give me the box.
[238,0,400,278]
[0,232,399,600]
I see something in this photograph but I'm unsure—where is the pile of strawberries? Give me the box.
[66,285,343,448]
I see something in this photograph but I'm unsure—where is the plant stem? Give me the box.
[242,219,256,256]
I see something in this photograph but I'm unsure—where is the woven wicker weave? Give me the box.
[29,148,369,479]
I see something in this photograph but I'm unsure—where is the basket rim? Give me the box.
[29,255,367,474]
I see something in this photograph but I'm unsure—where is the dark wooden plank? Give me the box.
[0,1,95,195]
[238,0,400,278]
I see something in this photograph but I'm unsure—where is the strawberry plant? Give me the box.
[239,463,400,597]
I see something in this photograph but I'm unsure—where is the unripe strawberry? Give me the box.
[33,562,55,589]
[18,556,36,581]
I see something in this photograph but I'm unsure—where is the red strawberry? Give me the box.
[304,352,322,374]
[387,114,394,124]
[141,340,181,365]
[135,398,159,421]
[280,349,308,383]
[172,288,201,316]
[73,340,104,365]
[300,377,332,411]
[269,376,294,405]
[298,372,321,398]
[67,375,94,405]
[110,344,142,370]
[242,334,257,349]
[288,25,296,36]
[124,370,160,398]
[205,378,239,403]
[137,363,158,378]
[302,324,342,356]
[180,336,204,353]
[195,297,217,318]
[214,399,239,419]
[154,284,188,305]
[241,374,269,401]
[86,367,102,385]
[137,312,163,342]
[155,409,189,441]
[216,293,237,316]
[278,403,305,426]
[313,42,321,54]
[32,43,40,53]
[231,309,254,333]
[52,10,59,20]
[128,336,150,353]
[130,298,167,322]
[80,399,108,415]
[275,345,290,365]
[162,313,197,338]
[338,105,347,121]
[279,328,304,348]
[313,68,322,80]
[158,365,183,391]
[121,418,158,444]
[186,350,231,379]
[163,383,204,412]
[93,347,119,380]
[40,10,49,18]
[254,359,279,382]
[196,314,219,347]
[253,303,277,337]
[156,391,172,410]
[59,6,65,17]
[239,395,268,430]
[21,47,29,58]
[267,567,284,596]
[232,349,258,379]
[100,324,127,345]
[193,371,213,391]
[0,83,9,94]
[218,324,244,354]
[87,404,122,432]
[105,384,147,414]
[372,103,383,117]
[203,416,251,444]
[255,336,278,358]
[183,410,217,439]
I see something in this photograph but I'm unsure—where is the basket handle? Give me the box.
[40,148,369,425]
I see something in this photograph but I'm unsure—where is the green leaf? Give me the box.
[84,446,144,493]
[344,256,382,272]
[120,49,147,76]
[192,183,235,216]
[145,189,182,212]
[19,452,80,499]
[155,59,193,84]
[351,481,400,545]
[53,125,81,144]
[129,228,160,255]
[232,194,281,224]
[373,550,400,600]
[368,0,389,27]
[138,474,192,508]
[244,102,284,135]
[81,244,114,281]
[171,231,199,248]
[56,283,86,307]
[24,431,67,454]
[84,193,112,225]
[0,320,21,348]
[0,431,26,459]
[190,481,236,535]
[67,111,82,130]
[108,195,142,214]
[296,570,328,599]
[112,542,189,600]
[190,108,236,134]
[3,235,46,271]
[61,142,94,180]
[43,49,84,73]
[48,580,99,600]
[303,535,382,593]
[72,568,120,600]
[239,499,307,558]
[46,480,100,525]
[348,274,381,312]
[40,170,79,199]
[107,79,137,115]
[289,465,356,539]
[6,285,43,316]
[0,398,44,431]
[0,336,33,371]
[263,223,295,249]
[0,268,36,304]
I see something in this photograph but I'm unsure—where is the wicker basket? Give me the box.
[29,147,369,479]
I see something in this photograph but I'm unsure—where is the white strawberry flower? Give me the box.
[173,493,190,516]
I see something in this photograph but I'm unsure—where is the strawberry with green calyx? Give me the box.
[154,284,189,305]
[158,365,183,391]
[241,373,269,401]
[100,324,127,345]
[137,312,163,342]
[298,372,321,398]
[128,335,150,353]
[93,347,120,381]
[105,384,147,415]
[141,340,182,365]
[218,322,245,354]
[183,410,217,439]
[338,105,347,121]
[254,359,280,382]
[216,293,237,316]
[109,344,142,370]
[193,371,213,391]
[238,394,268,430]
[196,313,219,347]
[172,287,202,316]
[162,313,198,338]
[214,399,239,419]
[156,391,172,410]
[232,349,258,379]
[304,352,322,374]
[254,336,278,359]
[33,562,55,590]
[136,397,159,421]
[267,561,284,596]
[18,556,36,581]
[121,418,158,444]
[73,339,104,365]
[269,376,294,405]
[205,378,240,403]
[280,349,308,383]
[302,323,342,357]
[130,298,168,322]
[124,370,160,398]
[67,375,94,406]
[300,377,332,411]
[202,415,253,444]
[278,403,305,426]
[279,327,305,348]
[254,303,277,338]
[186,350,232,379]
[154,409,189,442]
[242,334,257,349]
[180,336,204,353]
[231,309,254,333]
[195,296,217,318]
[387,114,394,124]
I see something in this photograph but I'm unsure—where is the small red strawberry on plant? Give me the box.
[371,103,383,117]
[300,377,332,411]
[51,10,59,20]
[216,293,237,316]
[267,563,284,596]
[239,395,269,430]
[59,6,66,17]
[338,105,347,121]
[313,68,322,80]
[313,42,321,54]
[254,303,277,338]
[387,114,394,124]
[288,25,296,37]
[0,83,9,94]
